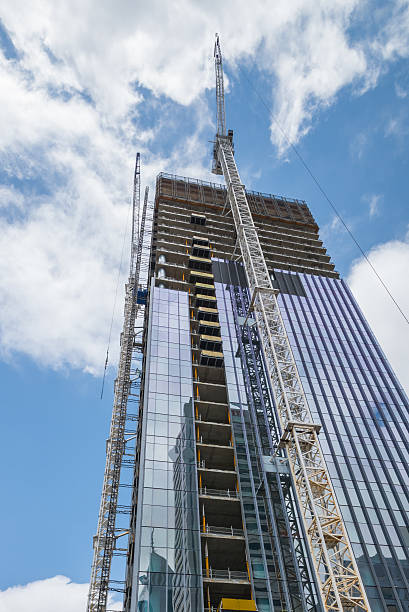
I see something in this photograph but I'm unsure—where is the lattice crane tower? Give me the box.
[87,155,150,612]
[212,34,371,612]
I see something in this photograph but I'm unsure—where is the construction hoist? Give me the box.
[88,156,149,612]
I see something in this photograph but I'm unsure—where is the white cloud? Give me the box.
[363,193,382,218]
[0,186,24,209]
[350,131,368,160]
[0,1,408,372]
[320,213,353,247]
[265,2,367,154]
[385,111,409,140]
[373,0,409,63]
[0,54,133,373]
[0,24,213,374]
[264,1,409,153]
[385,117,399,137]
[2,1,409,149]
[0,576,121,612]
[348,231,409,395]
[330,216,342,231]
[369,194,381,217]
[395,82,408,98]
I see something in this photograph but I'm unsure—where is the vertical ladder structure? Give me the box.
[229,282,319,611]
[212,35,370,612]
[87,155,150,612]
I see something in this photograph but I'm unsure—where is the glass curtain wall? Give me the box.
[275,270,409,612]
[129,285,203,611]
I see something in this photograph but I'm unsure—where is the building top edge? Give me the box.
[157,171,308,208]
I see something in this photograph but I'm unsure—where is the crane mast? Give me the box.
[88,155,149,612]
[212,35,370,612]
[214,35,226,138]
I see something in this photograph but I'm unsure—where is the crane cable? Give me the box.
[100,194,134,399]
[238,64,409,326]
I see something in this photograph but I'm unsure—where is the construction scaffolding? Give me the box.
[87,155,153,612]
[229,282,320,611]
[156,172,316,229]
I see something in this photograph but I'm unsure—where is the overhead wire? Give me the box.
[238,64,409,326]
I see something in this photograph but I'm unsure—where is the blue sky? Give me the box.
[1,1,409,610]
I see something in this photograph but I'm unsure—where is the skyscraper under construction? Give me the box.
[88,38,409,612]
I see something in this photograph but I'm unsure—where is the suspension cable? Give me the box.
[238,64,409,326]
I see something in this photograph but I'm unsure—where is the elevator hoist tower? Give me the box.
[211,34,369,612]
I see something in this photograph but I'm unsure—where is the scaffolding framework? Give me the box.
[213,36,370,611]
[87,156,151,612]
[229,283,320,611]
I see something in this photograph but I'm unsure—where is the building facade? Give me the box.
[123,173,409,612]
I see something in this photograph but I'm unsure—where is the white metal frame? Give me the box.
[213,36,370,612]
[87,158,149,612]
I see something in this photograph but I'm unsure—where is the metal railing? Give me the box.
[199,487,239,499]
[157,171,308,207]
[202,525,244,537]
[204,568,249,581]
[197,459,235,471]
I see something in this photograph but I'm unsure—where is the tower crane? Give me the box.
[212,34,370,612]
[88,155,149,612]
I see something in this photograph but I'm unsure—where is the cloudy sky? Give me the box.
[1,1,409,610]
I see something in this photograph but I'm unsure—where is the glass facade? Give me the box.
[130,285,203,611]
[129,269,409,612]
[274,270,409,612]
